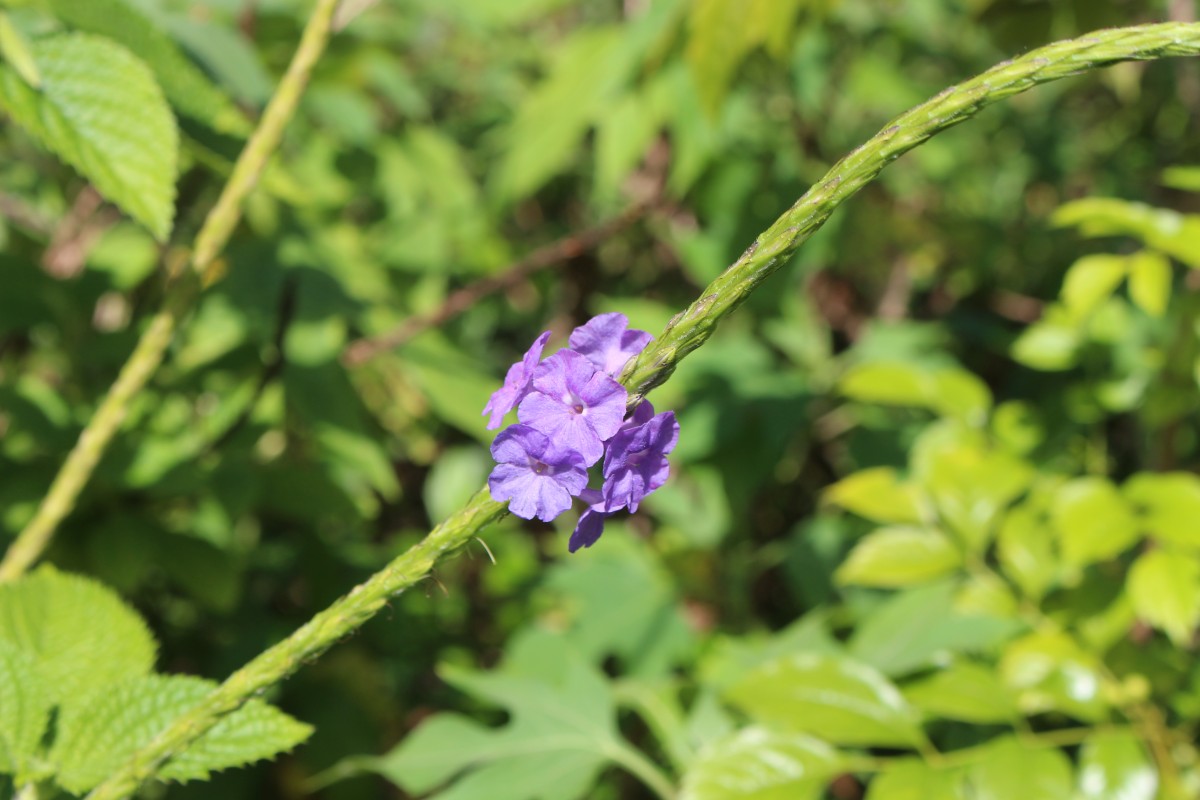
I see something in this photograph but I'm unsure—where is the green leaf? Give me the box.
[835,526,961,588]
[839,362,991,424]
[0,33,177,240]
[0,566,155,705]
[680,727,841,800]
[368,632,628,800]
[849,582,1021,677]
[1060,254,1127,319]
[965,736,1073,799]
[542,534,694,676]
[726,653,923,747]
[1011,312,1080,371]
[1162,165,1200,191]
[1126,250,1172,317]
[902,660,1017,724]
[1123,472,1200,551]
[45,0,250,134]
[0,12,40,87]
[1054,198,1200,269]
[997,501,1060,601]
[51,674,311,792]
[1077,730,1157,800]
[1051,476,1140,569]
[866,758,965,800]
[1127,550,1200,646]
[999,632,1109,722]
[0,641,50,781]
[911,422,1033,550]
[825,467,925,525]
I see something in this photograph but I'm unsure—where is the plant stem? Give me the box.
[607,742,678,800]
[87,22,1200,798]
[0,0,342,583]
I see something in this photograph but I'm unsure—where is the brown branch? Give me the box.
[41,185,120,280]
[0,191,53,236]
[341,200,653,366]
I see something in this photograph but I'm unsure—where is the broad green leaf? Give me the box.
[1127,550,1200,645]
[999,631,1109,722]
[902,660,1016,724]
[1123,472,1200,551]
[997,501,1060,600]
[0,33,177,239]
[1126,250,1172,317]
[1060,254,1127,319]
[911,422,1033,550]
[51,674,311,792]
[866,758,965,800]
[726,653,922,747]
[402,332,499,444]
[835,526,961,587]
[1053,198,1200,269]
[0,566,155,705]
[494,27,632,202]
[45,0,250,134]
[368,632,626,800]
[849,582,1021,677]
[1162,165,1200,191]
[1011,312,1080,371]
[1077,730,1157,800]
[423,445,492,523]
[965,736,1072,799]
[680,727,840,800]
[825,467,925,525]
[839,362,990,423]
[698,613,841,690]
[542,534,694,676]
[0,12,40,87]
[0,641,50,780]
[1052,476,1140,568]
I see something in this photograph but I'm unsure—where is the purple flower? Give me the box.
[482,331,552,430]
[488,425,587,521]
[518,350,627,466]
[569,507,607,553]
[568,313,652,377]
[599,410,679,513]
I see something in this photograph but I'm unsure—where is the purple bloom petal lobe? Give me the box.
[569,313,652,376]
[569,509,608,552]
[600,411,679,513]
[519,350,627,465]
[482,331,552,429]
[488,424,587,521]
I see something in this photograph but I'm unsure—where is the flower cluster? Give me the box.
[482,313,679,552]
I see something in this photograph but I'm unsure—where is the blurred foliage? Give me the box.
[2,0,1200,797]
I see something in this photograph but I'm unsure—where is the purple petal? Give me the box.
[600,411,679,512]
[577,373,627,442]
[569,313,652,376]
[623,401,655,430]
[569,509,608,552]
[490,424,547,465]
[519,392,605,465]
[482,331,552,429]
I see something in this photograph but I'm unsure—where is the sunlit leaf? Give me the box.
[835,526,961,587]
[1127,550,1200,646]
[1077,730,1157,800]
[680,727,840,800]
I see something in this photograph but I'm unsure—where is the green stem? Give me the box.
[0,0,343,583]
[606,743,678,800]
[86,21,1200,799]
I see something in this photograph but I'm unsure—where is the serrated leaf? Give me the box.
[1060,254,1127,319]
[680,727,840,800]
[825,467,925,525]
[965,736,1073,799]
[0,641,50,780]
[1126,250,1172,317]
[902,661,1016,724]
[45,0,250,134]
[865,758,966,800]
[0,33,178,239]
[849,582,1021,678]
[726,653,922,747]
[1077,730,1157,800]
[1123,472,1200,551]
[51,674,311,792]
[835,526,961,588]
[1127,550,1200,646]
[0,566,155,705]
[999,632,1109,722]
[997,502,1060,601]
[1051,476,1140,568]
[367,631,627,800]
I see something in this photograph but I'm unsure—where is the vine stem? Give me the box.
[86,21,1200,799]
[0,0,343,583]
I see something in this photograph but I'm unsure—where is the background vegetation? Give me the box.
[2,0,1200,797]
